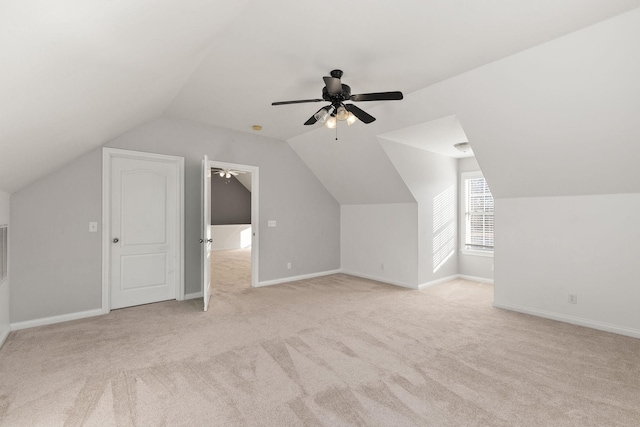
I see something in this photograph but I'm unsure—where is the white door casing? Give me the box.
[102,148,184,312]
[202,155,212,311]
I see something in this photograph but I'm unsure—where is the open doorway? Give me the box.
[207,160,259,297]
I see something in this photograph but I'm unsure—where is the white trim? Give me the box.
[10,308,104,331]
[334,272,494,290]
[339,270,417,289]
[493,302,640,340]
[418,274,459,290]
[102,148,185,314]
[460,249,494,258]
[0,326,9,348]
[458,274,494,284]
[101,150,110,314]
[207,160,259,288]
[184,291,203,300]
[256,269,342,288]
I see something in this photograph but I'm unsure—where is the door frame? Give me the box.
[207,160,259,288]
[102,148,185,314]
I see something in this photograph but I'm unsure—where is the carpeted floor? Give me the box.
[0,250,639,426]
[211,247,253,294]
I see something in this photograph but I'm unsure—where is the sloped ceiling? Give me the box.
[2,0,640,193]
[0,0,252,192]
[380,115,473,159]
[290,7,640,202]
[166,0,640,142]
[454,8,640,198]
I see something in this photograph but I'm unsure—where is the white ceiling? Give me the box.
[379,115,472,159]
[2,0,640,192]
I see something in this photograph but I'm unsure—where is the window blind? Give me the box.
[465,177,494,250]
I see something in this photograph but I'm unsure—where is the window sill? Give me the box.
[461,249,494,258]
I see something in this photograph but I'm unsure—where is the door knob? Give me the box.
[113,238,119,243]
[207,239,213,243]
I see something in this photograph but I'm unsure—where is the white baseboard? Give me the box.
[337,272,494,291]
[493,302,640,339]
[340,270,417,290]
[184,291,203,300]
[458,274,494,284]
[0,326,10,349]
[10,308,104,332]
[418,274,460,290]
[256,269,342,288]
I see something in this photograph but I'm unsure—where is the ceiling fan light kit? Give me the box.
[314,105,334,124]
[272,69,403,132]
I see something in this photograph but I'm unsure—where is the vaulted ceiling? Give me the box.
[2,0,640,193]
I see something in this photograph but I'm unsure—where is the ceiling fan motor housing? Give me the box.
[322,84,351,105]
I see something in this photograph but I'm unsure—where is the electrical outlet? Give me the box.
[381,263,384,270]
[287,262,291,269]
[568,294,578,304]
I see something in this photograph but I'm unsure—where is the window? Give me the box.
[0,225,6,282]
[461,172,494,256]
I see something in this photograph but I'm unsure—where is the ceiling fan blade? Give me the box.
[272,99,323,106]
[350,91,404,102]
[323,76,342,95]
[345,104,376,124]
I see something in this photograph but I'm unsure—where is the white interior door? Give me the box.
[110,155,179,309]
[202,155,212,311]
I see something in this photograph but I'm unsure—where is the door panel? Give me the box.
[121,170,167,245]
[110,157,178,309]
[121,253,168,290]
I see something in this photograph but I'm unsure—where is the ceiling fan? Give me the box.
[271,69,403,127]
[212,168,246,179]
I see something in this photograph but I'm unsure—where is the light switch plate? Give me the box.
[268,220,276,227]
[89,222,98,232]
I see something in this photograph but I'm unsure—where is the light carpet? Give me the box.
[0,249,639,426]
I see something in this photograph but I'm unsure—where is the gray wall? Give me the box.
[11,150,102,322]
[10,117,340,323]
[381,140,458,285]
[495,194,640,336]
[211,175,251,225]
[341,203,418,287]
[0,191,10,345]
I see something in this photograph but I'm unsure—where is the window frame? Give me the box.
[460,171,494,258]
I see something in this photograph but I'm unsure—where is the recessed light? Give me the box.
[252,125,262,131]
